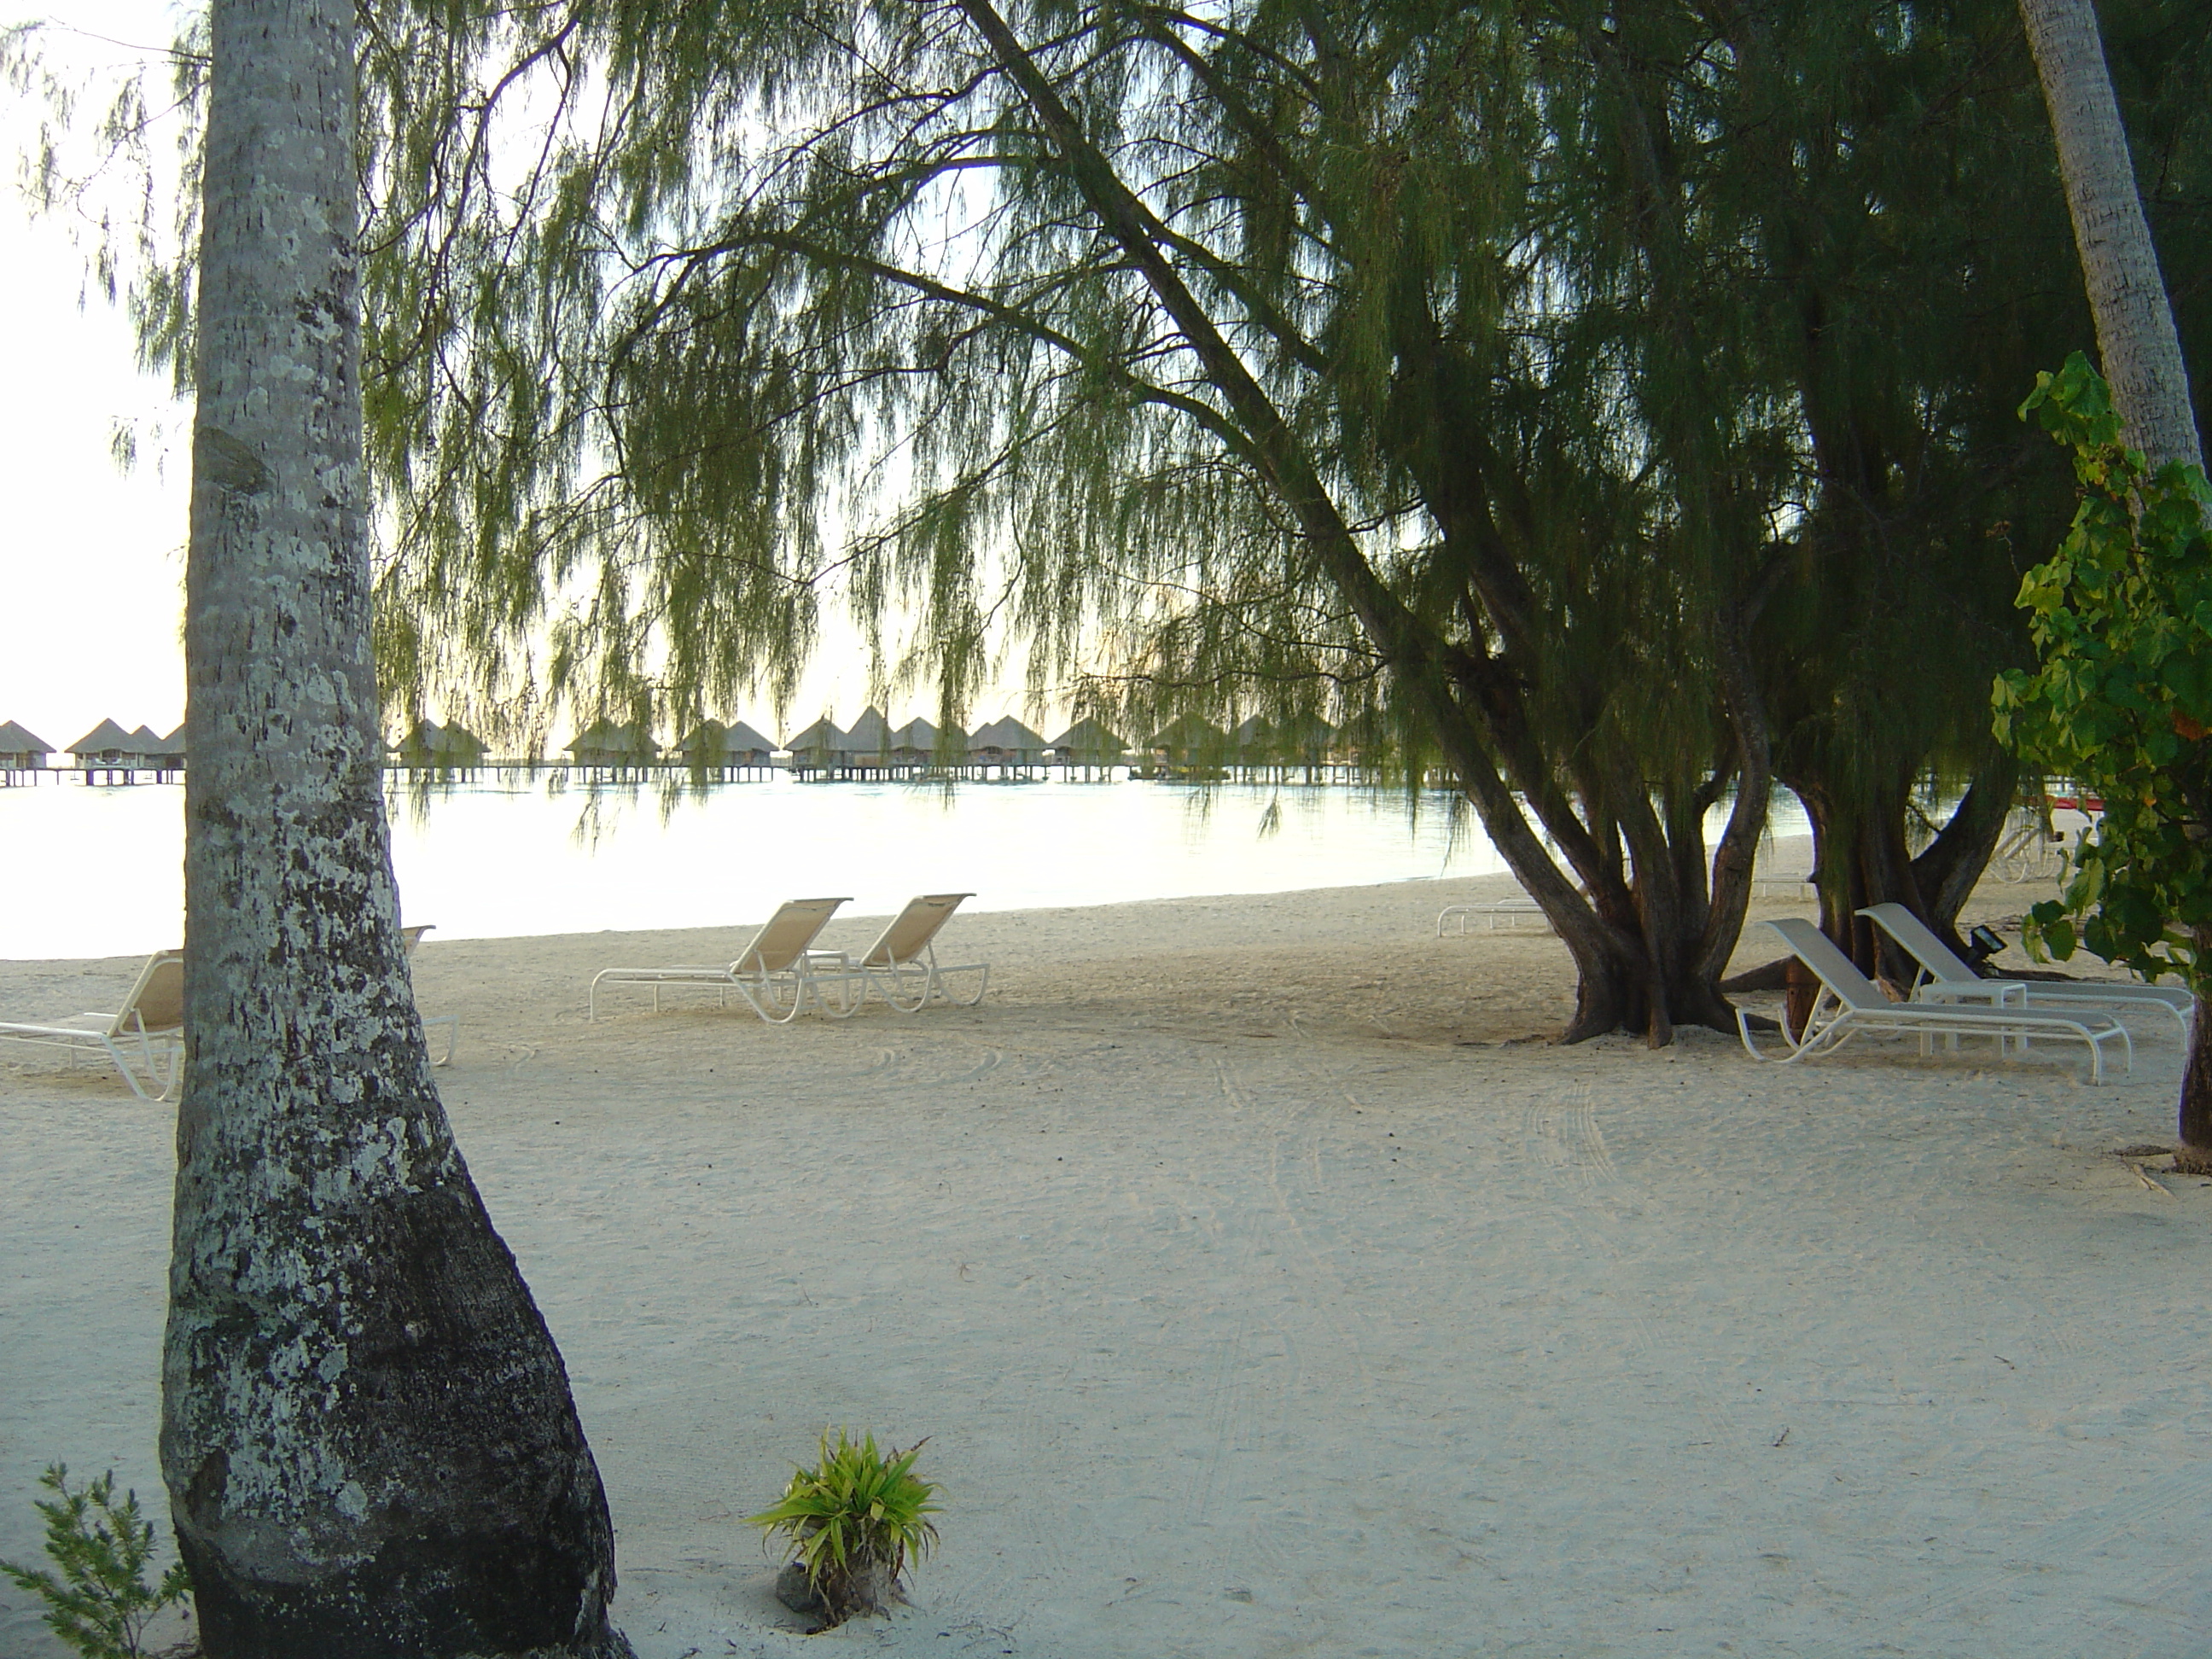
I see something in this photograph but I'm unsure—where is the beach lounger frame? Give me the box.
[1736,917,2132,1084]
[1857,902,2192,1035]
[838,894,989,1012]
[0,948,184,1100]
[588,897,865,1024]
[1436,896,1553,934]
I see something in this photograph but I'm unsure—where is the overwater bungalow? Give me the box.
[1144,713,1231,777]
[889,716,962,771]
[672,719,777,777]
[148,725,188,778]
[1045,718,1126,778]
[783,716,845,777]
[391,719,487,772]
[0,720,52,783]
[68,719,154,783]
[1231,713,1338,779]
[126,725,168,777]
[967,716,1047,775]
[565,720,661,775]
[834,707,897,775]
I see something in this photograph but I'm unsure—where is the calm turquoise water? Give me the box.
[0,773,1533,959]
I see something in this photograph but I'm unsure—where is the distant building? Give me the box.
[968,716,1046,766]
[120,725,176,777]
[672,720,777,768]
[565,720,659,767]
[68,719,152,772]
[1231,714,1335,765]
[783,716,845,770]
[0,722,52,769]
[148,725,188,772]
[1046,718,1126,765]
[1146,713,1230,766]
[835,706,894,765]
[889,717,962,767]
[392,719,487,768]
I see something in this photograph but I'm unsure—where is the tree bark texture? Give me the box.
[2017,0,2203,472]
[1785,759,2015,986]
[164,0,630,1651]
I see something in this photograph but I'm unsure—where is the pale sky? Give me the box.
[0,4,1040,759]
[0,4,191,751]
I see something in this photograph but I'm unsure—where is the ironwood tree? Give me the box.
[349,0,2204,1035]
[44,0,2210,1040]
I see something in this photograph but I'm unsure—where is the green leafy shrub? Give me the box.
[0,1464,193,1658]
[1994,352,2212,984]
[748,1430,939,1627]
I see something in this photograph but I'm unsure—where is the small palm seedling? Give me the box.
[0,1464,193,1659]
[748,1429,940,1627]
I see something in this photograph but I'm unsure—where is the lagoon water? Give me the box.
[0,772,1523,960]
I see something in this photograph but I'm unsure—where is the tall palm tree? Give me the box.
[2017,0,2202,469]
[164,0,632,1650]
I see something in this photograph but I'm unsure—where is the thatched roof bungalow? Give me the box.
[968,716,1046,765]
[148,725,189,771]
[565,720,659,766]
[834,706,894,762]
[1046,718,1126,764]
[1146,713,1230,765]
[889,717,963,765]
[392,719,487,767]
[68,719,148,769]
[783,716,844,767]
[672,720,777,766]
[0,721,52,769]
[1231,714,1336,763]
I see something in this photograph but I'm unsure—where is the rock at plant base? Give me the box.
[777,1561,825,1615]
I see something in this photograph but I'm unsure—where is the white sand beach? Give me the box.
[3,873,2209,1656]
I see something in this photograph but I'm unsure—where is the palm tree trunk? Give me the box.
[2020,0,2209,1168]
[2017,0,2203,472]
[163,0,631,1650]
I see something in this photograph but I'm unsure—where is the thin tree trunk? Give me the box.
[1909,756,2018,940]
[2017,0,2203,472]
[163,0,631,1650]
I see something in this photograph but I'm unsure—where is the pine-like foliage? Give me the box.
[25,0,2210,1034]
[0,1465,192,1659]
[348,0,2210,1032]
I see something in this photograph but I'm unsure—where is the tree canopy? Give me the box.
[24,0,2212,1039]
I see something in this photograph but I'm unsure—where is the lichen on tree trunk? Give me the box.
[163,0,632,1651]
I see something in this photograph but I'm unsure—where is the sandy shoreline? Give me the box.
[4,870,2209,1656]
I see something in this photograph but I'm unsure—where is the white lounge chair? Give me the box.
[1436,895,1553,934]
[1858,902,2192,1035]
[839,894,989,1012]
[401,924,457,1065]
[588,897,864,1024]
[0,948,184,1100]
[1737,917,2132,1084]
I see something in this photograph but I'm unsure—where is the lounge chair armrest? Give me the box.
[1913,981,2028,1007]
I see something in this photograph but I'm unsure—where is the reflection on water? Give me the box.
[0,773,1520,960]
